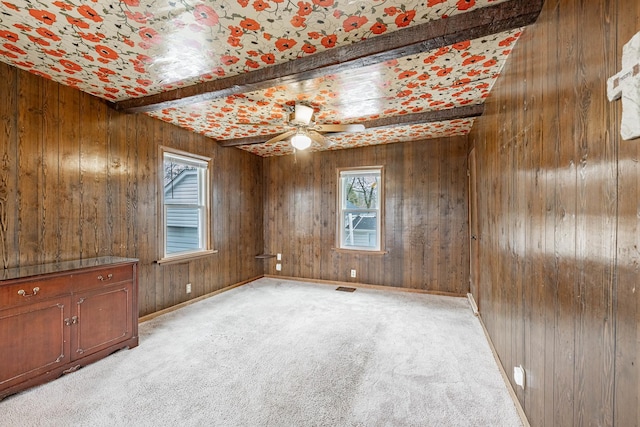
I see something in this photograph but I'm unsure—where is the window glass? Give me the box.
[339,168,382,251]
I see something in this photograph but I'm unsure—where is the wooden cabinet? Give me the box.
[0,257,138,399]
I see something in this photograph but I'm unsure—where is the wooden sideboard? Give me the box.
[0,257,138,400]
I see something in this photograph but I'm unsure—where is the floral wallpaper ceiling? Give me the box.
[0,0,523,156]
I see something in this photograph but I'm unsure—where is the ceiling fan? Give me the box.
[259,103,366,150]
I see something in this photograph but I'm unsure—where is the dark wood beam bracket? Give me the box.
[113,0,543,114]
[218,103,484,147]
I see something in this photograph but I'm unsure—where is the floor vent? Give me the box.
[336,286,356,293]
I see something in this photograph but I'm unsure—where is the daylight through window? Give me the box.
[162,150,210,260]
[338,167,383,251]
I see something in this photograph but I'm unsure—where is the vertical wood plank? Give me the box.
[0,64,18,269]
[17,71,43,267]
[41,79,60,263]
[424,141,439,292]
[57,85,81,262]
[615,0,640,424]
[78,93,108,259]
[107,105,126,257]
[553,1,578,424]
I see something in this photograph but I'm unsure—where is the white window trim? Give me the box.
[336,166,384,252]
[158,146,214,263]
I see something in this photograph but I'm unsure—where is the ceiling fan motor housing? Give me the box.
[292,104,315,125]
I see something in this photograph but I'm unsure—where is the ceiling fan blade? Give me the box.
[308,130,330,148]
[314,123,365,133]
[264,130,296,145]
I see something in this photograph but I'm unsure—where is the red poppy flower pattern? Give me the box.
[0,0,508,101]
[0,0,516,155]
[146,29,520,156]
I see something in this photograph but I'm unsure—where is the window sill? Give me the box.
[332,247,388,255]
[156,250,218,265]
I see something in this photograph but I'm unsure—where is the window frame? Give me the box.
[336,166,385,253]
[158,146,215,264]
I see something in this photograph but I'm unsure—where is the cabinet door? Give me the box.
[0,298,71,390]
[72,282,134,360]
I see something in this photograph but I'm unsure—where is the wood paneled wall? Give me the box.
[263,138,469,295]
[469,0,639,425]
[0,62,264,317]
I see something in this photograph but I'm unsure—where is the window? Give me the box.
[338,167,383,251]
[160,148,212,262]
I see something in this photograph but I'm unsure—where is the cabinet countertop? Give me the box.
[0,257,139,282]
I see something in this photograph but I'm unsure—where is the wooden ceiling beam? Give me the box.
[218,103,484,147]
[113,0,543,114]
[360,103,484,130]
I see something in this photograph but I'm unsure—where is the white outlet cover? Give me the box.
[513,365,526,389]
[275,263,282,271]
[350,269,356,278]
[277,253,282,261]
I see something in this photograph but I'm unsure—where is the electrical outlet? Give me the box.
[513,365,526,389]
[276,263,282,271]
[277,253,282,261]
[186,283,192,294]
[350,269,357,278]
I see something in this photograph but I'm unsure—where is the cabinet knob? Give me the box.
[64,316,79,326]
[17,287,40,297]
[97,273,113,281]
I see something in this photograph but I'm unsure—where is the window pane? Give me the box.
[164,160,199,205]
[341,211,378,249]
[342,175,379,210]
[165,206,202,254]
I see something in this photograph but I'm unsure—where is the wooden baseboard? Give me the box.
[138,275,262,323]
[467,293,479,315]
[476,313,530,427]
[264,274,466,298]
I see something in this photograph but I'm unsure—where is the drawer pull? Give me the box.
[97,273,113,281]
[17,287,40,297]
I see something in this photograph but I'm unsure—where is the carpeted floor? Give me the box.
[2,277,522,426]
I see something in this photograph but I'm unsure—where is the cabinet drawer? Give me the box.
[72,265,133,291]
[0,276,72,307]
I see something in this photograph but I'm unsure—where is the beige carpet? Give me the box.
[2,277,522,426]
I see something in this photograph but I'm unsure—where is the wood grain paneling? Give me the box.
[0,62,264,317]
[263,138,469,295]
[469,0,638,425]
[615,0,640,425]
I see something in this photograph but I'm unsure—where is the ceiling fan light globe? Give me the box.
[291,133,312,150]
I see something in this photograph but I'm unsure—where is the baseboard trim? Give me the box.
[264,274,466,298]
[477,313,530,427]
[467,293,479,315]
[138,275,262,323]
